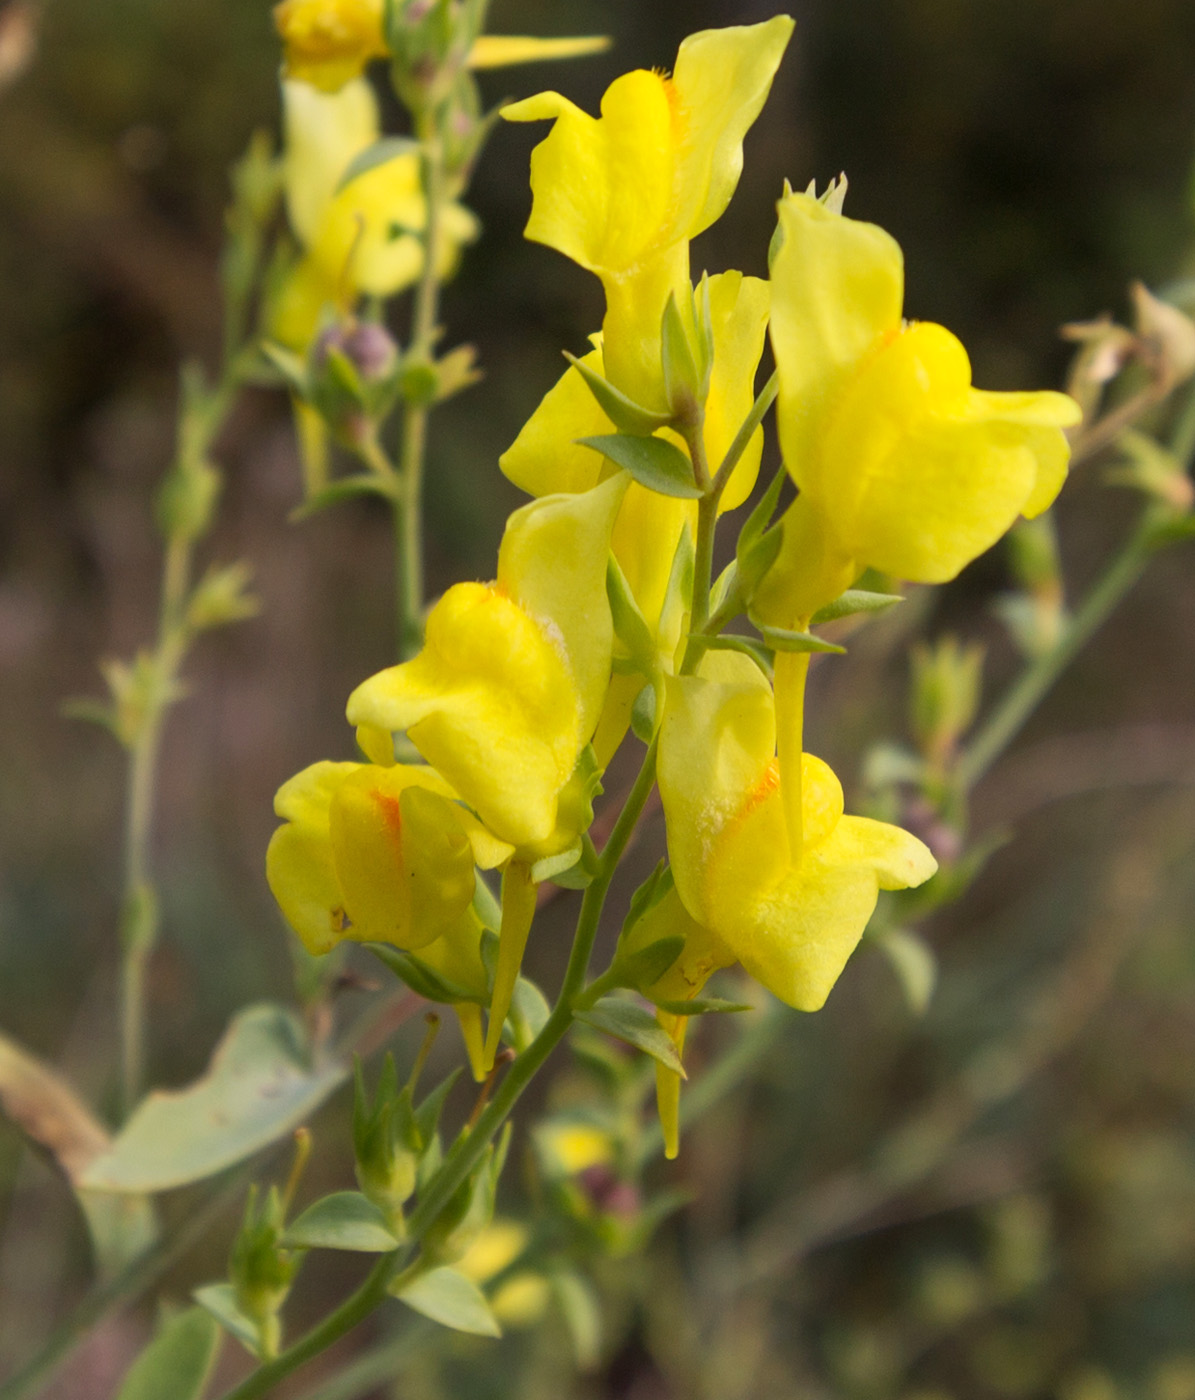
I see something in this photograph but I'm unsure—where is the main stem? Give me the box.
[393,122,444,660]
[215,740,660,1400]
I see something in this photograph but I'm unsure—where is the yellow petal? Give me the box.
[467,35,610,70]
[282,76,379,247]
[347,476,626,847]
[499,345,609,497]
[704,272,771,509]
[769,189,904,491]
[329,772,476,949]
[356,724,395,766]
[751,494,858,630]
[274,0,386,94]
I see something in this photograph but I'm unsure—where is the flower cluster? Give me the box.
[267,17,1080,1157]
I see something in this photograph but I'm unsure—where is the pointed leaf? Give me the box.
[336,137,422,192]
[282,1191,400,1252]
[290,475,397,521]
[79,1004,348,1193]
[529,843,585,885]
[393,1266,502,1337]
[618,862,674,940]
[415,1068,463,1145]
[572,998,686,1076]
[607,555,655,668]
[810,589,904,625]
[192,1283,259,1355]
[752,620,845,655]
[661,291,701,412]
[736,527,784,593]
[578,435,701,499]
[616,937,685,993]
[867,926,937,1016]
[115,1306,222,1400]
[260,341,309,395]
[564,352,671,435]
[736,464,786,558]
[369,945,479,1004]
[552,1271,602,1371]
[648,996,752,1016]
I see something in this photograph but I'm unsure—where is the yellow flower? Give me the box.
[759,189,1082,624]
[500,273,771,762]
[502,18,792,407]
[266,759,511,956]
[657,655,937,1013]
[271,78,479,350]
[274,0,386,94]
[346,474,627,851]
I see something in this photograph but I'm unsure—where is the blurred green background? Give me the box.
[2,1,1195,1397]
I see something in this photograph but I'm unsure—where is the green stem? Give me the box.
[956,519,1155,792]
[709,370,778,499]
[213,741,660,1400]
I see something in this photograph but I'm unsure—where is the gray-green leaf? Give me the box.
[573,997,685,1076]
[579,435,701,499]
[282,1192,399,1252]
[115,1307,222,1400]
[79,1004,348,1193]
[393,1266,502,1337]
[564,351,671,435]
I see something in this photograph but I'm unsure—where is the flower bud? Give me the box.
[353,1055,421,1229]
[910,637,985,767]
[307,319,401,445]
[229,1186,302,1359]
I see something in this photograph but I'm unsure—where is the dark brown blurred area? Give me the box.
[3,2,1195,1397]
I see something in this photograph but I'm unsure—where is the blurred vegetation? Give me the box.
[2,1,1195,1397]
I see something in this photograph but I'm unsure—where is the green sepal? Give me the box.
[618,861,675,940]
[289,474,397,521]
[414,1067,463,1146]
[530,843,585,885]
[661,290,703,416]
[368,944,479,1005]
[260,342,309,396]
[572,997,686,1076]
[630,681,658,743]
[810,589,904,625]
[281,1192,400,1252]
[616,938,685,994]
[751,619,846,654]
[579,436,701,499]
[564,351,672,435]
[647,996,752,1016]
[607,554,656,670]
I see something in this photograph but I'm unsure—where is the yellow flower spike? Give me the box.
[502,18,792,405]
[347,474,628,848]
[658,655,937,1013]
[767,190,1082,608]
[266,759,512,956]
[274,0,386,94]
[272,78,479,349]
[483,861,538,1072]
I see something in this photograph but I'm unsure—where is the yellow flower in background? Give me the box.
[347,474,628,851]
[271,78,479,349]
[657,654,937,1013]
[274,0,386,93]
[760,189,1082,624]
[503,18,792,407]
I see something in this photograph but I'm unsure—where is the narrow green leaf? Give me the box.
[192,1283,259,1355]
[282,1191,399,1252]
[752,621,846,655]
[607,554,656,668]
[736,526,784,593]
[616,937,685,993]
[369,945,478,1004]
[573,997,686,1076]
[661,291,700,411]
[393,1266,502,1337]
[414,1068,463,1144]
[736,464,786,558]
[79,1005,348,1193]
[564,351,671,435]
[260,341,308,395]
[648,996,752,1016]
[116,1307,222,1400]
[579,435,701,499]
[810,589,904,624]
[867,927,937,1016]
[697,634,774,676]
[336,136,422,192]
[530,843,585,885]
[553,1271,602,1371]
[290,475,396,521]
